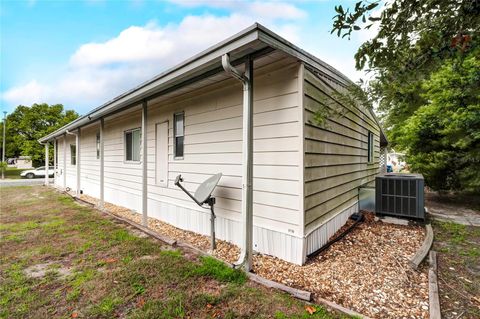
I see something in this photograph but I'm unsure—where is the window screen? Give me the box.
[96,132,100,159]
[125,128,141,162]
[174,112,184,158]
[70,144,76,165]
[367,131,374,163]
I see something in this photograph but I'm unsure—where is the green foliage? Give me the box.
[90,296,122,317]
[0,103,78,167]
[332,0,479,71]
[194,256,247,284]
[312,80,370,129]
[331,0,479,192]
[398,51,479,191]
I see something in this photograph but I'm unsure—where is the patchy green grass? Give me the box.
[194,256,247,284]
[0,186,347,319]
[433,220,480,318]
[2,167,24,179]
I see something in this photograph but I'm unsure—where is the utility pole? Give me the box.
[2,111,6,180]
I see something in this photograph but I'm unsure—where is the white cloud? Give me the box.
[170,1,306,20]
[1,3,305,112]
[168,0,238,9]
[249,2,305,20]
[70,23,174,67]
[2,80,49,106]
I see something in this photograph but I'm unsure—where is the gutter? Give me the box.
[221,53,254,271]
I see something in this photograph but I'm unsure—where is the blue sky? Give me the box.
[1,0,373,115]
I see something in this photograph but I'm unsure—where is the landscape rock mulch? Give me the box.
[79,194,429,319]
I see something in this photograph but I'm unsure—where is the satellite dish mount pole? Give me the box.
[175,174,220,251]
[205,196,216,251]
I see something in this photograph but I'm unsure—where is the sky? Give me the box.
[0,0,375,115]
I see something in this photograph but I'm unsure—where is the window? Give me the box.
[70,144,76,165]
[125,128,141,162]
[174,112,184,158]
[367,131,374,163]
[96,132,100,159]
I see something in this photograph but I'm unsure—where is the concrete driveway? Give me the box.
[0,178,53,187]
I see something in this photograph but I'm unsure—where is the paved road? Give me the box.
[0,178,54,187]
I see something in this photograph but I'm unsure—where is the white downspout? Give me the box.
[66,129,80,197]
[141,100,148,227]
[222,53,254,271]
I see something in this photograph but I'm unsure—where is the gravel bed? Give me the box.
[80,194,429,318]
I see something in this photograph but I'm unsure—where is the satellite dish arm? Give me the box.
[175,174,218,251]
[174,174,204,206]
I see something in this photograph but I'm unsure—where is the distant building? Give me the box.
[8,156,33,169]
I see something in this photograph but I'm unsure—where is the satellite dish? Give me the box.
[174,173,223,251]
[194,173,222,204]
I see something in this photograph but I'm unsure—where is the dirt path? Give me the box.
[426,192,480,226]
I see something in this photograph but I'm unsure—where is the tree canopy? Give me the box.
[398,50,480,191]
[0,103,79,166]
[330,0,480,192]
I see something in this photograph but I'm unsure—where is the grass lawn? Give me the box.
[0,186,347,319]
[2,167,25,179]
[432,221,480,318]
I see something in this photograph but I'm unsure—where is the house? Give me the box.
[39,24,388,266]
[7,156,33,169]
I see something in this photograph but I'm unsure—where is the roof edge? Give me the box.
[40,22,380,143]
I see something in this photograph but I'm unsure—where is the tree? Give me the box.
[0,104,79,167]
[329,0,480,192]
[330,0,479,133]
[398,51,480,192]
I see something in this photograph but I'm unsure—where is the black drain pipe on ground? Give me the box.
[307,212,365,259]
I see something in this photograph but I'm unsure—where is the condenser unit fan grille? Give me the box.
[375,174,425,220]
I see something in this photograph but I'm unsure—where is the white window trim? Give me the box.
[173,112,185,160]
[70,144,77,166]
[367,131,374,164]
[96,131,100,160]
[124,127,142,164]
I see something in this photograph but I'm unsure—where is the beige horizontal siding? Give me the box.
[303,68,381,233]
[79,125,100,185]
[146,58,303,235]
[54,57,303,237]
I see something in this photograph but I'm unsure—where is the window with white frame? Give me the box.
[70,144,76,165]
[125,128,141,162]
[174,112,184,158]
[96,132,100,159]
[367,131,374,163]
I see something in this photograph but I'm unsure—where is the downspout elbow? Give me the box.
[222,54,248,84]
